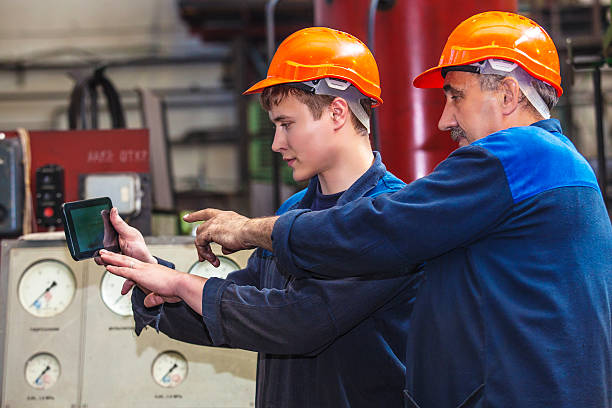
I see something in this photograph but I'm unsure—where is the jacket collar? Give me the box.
[297,151,386,209]
[530,118,562,134]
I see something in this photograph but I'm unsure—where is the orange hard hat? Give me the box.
[413,11,563,96]
[243,27,383,106]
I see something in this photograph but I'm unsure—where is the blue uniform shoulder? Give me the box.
[275,188,307,215]
[473,125,600,203]
[367,171,406,198]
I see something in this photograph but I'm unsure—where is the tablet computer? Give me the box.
[61,197,120,261]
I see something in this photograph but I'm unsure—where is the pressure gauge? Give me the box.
[18,260,76,318]
[151,351,188,388]
[188,256,240,279]
[100,270,133,316]
[24,352,60,390]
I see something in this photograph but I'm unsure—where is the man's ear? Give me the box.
[500,77,521,115]
[329,97,350,130]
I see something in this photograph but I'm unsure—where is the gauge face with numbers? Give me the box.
[188,256,240,279]
[100,270,133,316]
[24,352,61,390]
[18,260,76,318]
[151,351,188,388]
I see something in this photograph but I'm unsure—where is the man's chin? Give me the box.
[458,138,469,147]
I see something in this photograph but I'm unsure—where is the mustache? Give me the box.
[450,127,466,142]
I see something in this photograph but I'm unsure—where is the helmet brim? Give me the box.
[243,75,383,107]
[413,60,563,97]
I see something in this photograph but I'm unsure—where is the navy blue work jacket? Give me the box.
[132,152,423,407]
[272,120,612,408]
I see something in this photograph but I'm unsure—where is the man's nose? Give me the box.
[438,100,457,131]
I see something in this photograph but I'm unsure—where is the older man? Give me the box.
[188,11,612,408]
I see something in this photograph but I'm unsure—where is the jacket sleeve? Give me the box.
[200,268,422,355]
[272,145,514,278]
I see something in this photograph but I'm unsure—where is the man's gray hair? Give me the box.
[479,74,559,115]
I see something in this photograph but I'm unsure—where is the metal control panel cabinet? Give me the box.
[0,237,256,408]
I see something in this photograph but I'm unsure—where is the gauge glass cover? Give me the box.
[18,260,76,318]
[188,256,240,279]
[151,351,188,388]
[25,352,61,390]
[100,270,134,316]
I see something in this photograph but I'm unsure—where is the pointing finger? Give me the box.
[183,208,222,223]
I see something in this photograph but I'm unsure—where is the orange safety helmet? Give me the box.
[243,27,383,106]
[413,11,563,96]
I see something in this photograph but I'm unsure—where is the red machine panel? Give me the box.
[4,129,149,232]
[314,0,517,182]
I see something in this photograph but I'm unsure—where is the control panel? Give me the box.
[0,237,256,408]
[35,164,65,228]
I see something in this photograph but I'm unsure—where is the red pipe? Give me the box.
[314,0,517,182]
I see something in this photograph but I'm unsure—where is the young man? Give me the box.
[189,12,612,408]
[101,27,421,407]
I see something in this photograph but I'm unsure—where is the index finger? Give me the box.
[99,250,139,268]
[183,208,222,223]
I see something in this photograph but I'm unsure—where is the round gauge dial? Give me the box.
[24,352,60,390]
[151,351,188,388]
[18,260,76,318]
[188,256,240,279]
[100,270,133,316]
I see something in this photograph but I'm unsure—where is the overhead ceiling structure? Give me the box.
[178,0,313,43]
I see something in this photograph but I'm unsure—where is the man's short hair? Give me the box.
[260,84,372,135]
[479,74,559,115]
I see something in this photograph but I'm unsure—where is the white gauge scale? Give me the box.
[24,352,61,390]
[188,256,240,279]
[100,270,133,316]
[18,260,76,318]
[151,351,188,388]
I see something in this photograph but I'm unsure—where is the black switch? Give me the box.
[35,164,64,227]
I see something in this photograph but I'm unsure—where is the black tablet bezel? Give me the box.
[61,197,120,261]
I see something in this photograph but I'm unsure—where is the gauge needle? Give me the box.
[162,363,178,381]
[35,365,51,384]
[31,281,57,307]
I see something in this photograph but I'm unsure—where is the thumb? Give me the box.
[144,292,165,308]
[110,207,135,235]
[121,279,136,295]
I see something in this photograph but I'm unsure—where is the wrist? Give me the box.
[174,272,207,307]
[244,216,277,250]
[173,271,188,300]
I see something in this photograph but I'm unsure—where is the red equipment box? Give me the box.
[4,129,150,233]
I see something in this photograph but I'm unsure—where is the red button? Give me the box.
[43,207,54,218]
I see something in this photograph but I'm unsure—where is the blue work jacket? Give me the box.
[272,120,612,408]
[132,152,423,407]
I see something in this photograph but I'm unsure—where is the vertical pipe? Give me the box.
[592,0,602,37]
[368,0,381,152]
[266,0,282,210]
[315,0,517,183]
[234,36,250,196]
[593,65,608,206]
